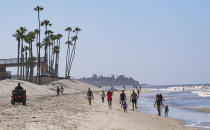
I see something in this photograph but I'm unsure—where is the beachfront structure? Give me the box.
[0,57,45,80]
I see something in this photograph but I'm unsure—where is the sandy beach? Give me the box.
[0,79,201,130]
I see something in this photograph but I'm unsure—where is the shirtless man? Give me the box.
[130,91,138,110]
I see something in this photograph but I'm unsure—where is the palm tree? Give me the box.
[64,27,72,78]
[65,40,73,78]
[13,29,21,79]
[56,34,63,46]
[45,30,53,75]
[41,20,52,38]
[49,34,57,75]
[69,27,81,76]
[24,31,35,81]
[34,5,44,84]
[34,29,40,76]
[53,45,60,77]
[19,27,27,80]
[56,34,62,77]
[23,46,29,80]
[41,20,52,75]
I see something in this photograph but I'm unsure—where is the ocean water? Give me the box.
[102,85,210,129]
[139,85,210,129]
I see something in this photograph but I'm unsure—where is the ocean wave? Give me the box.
[183,106,210,113]
[191,91,210,97]
[186,122,210,129]
[167,85,210,92]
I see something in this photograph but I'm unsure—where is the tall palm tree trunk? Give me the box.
[65,44,70,77]
[69,42,76,74]
[22,53,25,80]
[69,32,79,75]
[67,45,72,78]
[55,53,58,77]
[25,51,28,81]
[21,40,24,80]
[36,34,39,76]
[38,11,41,84]
[57,39,61,77]
[43,26,48,75]
[51,41,55,75]
[17,40,20,79]
[29,42,34,82]
[48,44,51,75]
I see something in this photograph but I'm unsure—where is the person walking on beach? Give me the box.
[87,88,94,105]
[57,86,60,96]
[130,91,138,110]
[101,90,105,103]
[137,89,140,97]
[155,94,164,116]
[122,100,128,112]
[107,90,113,109]
[164,105,169,117]
[120,90,126,108]
[159,93,164,102]
[60,86,64,94]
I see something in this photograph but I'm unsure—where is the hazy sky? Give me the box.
[0,0,210,85]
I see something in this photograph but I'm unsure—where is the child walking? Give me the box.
[122,101,128,112]
[101,90,105,103]
[164,105,169,117]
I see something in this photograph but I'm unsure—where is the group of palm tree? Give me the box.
[13,5,81,84]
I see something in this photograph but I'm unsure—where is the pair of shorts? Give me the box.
[88,96,92,99]
[132,99,137,103]
[121,98,126,102]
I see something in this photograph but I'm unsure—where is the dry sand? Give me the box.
[0,79,202,130]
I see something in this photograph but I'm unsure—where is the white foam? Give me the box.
[168,85,210,92]
[192,90,210,97]
[186,123,210,129]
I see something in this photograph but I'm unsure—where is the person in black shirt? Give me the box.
[56,86,60,96]
[137,89,140,97]
[155,94,164,116]
[15,83,23,90]
[87,88,94,105]
[119,90,126,108]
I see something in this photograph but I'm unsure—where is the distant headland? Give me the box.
[77,74,140,86]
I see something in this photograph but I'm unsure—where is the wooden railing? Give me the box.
[0,57,44,65]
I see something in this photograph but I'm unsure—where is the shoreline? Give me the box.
[139,88,210,130]
[78,88,201,130]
